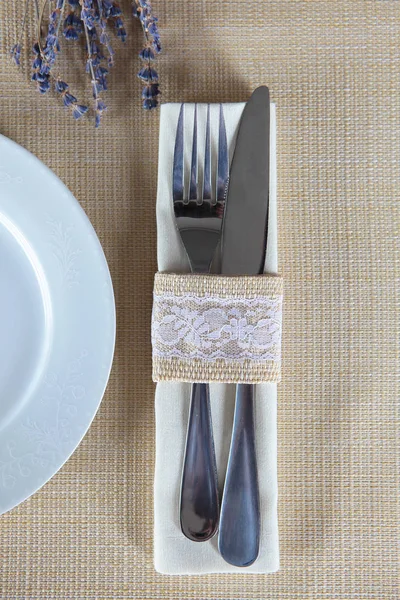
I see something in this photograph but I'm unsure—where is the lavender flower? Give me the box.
[73,104,89,119]
[63,12,82,40]
[152,38,161,54]
[117,27,127,41]
[63,91,77,106]
[55,80,88,119]
[102,0,114,18]
[113,16,127,42]
[55,79,69,92]
[11,44,21,66]
[139,47,154,61]
[38,80,51,94]
[147,21,158,36]
[95,66,108,91]
[138,65,158,82]
[95,98,107,128]
[110,3,122,17]
[143,97,157,110]
[142,82,160,98]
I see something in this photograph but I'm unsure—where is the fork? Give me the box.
[173,103,229,541]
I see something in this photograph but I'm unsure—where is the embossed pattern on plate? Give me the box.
[0,134,116,513]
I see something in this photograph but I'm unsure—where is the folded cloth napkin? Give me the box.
[154,102,279,574]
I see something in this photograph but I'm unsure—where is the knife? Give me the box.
[218,86,270,567]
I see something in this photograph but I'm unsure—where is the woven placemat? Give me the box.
[0,1,398,598]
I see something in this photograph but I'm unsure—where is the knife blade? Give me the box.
[221,86,270,276]
[218,86,270,567]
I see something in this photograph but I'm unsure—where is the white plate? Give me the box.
[0,134,116,514]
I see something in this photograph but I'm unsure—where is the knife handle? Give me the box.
[219,383,260,567]
[180,382,219,541]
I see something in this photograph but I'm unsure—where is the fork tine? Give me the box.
[202,104,211,201]
[216,104,229,202]
[173,104,184,202]
[189,104,198,201]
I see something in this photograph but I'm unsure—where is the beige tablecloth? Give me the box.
[0,1,398,598]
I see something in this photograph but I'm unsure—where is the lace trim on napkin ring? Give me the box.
[151,272,283,384]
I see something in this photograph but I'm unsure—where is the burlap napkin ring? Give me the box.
[151,272,283,384]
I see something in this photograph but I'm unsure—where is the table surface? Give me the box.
[1,2,399,598]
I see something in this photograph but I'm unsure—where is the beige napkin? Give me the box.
[154,102,279,574]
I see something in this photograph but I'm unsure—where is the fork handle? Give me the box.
[218,383,260,566]
[180,382,219,541]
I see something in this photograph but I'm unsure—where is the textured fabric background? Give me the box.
[0,1,399,598]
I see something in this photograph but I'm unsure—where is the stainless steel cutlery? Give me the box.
[172,88,270,566]
[173,103,229,542]
[219,86,270,567]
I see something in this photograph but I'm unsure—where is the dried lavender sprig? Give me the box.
[33,0,88,117]
[80,0,117,125]
[86,24,109,93]
[96,0,115,66]
[12,0,161,122]
[55,0,67,39]
[11,0,32,65]
[81,6,107,127]
[35,0,67,93]
[133,0,161,110]
[30,41,88,118]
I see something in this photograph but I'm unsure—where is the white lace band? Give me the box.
[152,273,283,384]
